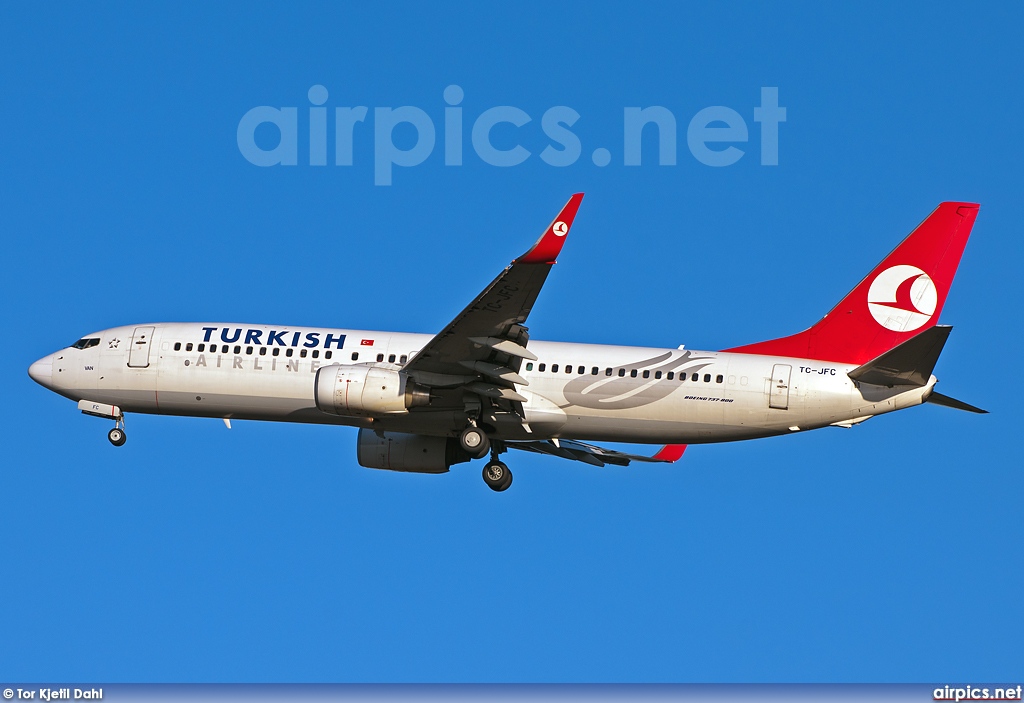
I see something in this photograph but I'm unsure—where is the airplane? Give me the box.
[28,194,986,491]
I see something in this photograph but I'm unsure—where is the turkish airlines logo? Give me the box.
[552,221,568,237]
[867,265,937,332]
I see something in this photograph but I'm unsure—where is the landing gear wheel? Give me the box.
[460,426,490,459]
[108,427,126,447]
[483,461,512,492]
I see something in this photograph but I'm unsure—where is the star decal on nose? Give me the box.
[109,338,120,349]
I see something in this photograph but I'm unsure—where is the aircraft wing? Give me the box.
[403,194,584,399]
[506,440,687,467]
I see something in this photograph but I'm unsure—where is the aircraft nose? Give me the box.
[28,353,54,387]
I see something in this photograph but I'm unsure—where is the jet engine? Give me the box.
[356,429,471,473]
[314,365,430,416]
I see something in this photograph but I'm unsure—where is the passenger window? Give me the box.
[591,367,599,375]
[552,364,559,373]
[312,350,319,358]
[399,355,407,363]
[526,362,534,371]
[185,343,193,352]
[538,363,546,372]
[716,374,724,383]
[691,373,699,381]
[174,342,181,351]
[286,348,293,358]
[233,346,241,354]
[259,347,267,356]
[567,365,575,374]
[703,374,711,382]
[198,343,205,352]
[655,371,662,379]
[667,372,674,380]
[605,368,612,376]
[630,369,638,378]
[351,352,358,361]
[273,348,280,357]
[376,353,384,362]
[388,354,396,363]
[246,346,253,355]
[618,368,625,377]
[642,370,650,379]
[325,351,332,360]
[300,349,308,358]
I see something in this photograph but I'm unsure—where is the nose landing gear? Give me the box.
[107,417,127,446]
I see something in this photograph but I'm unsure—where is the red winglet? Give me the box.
[515,193,584,264]
[653,444,687,462]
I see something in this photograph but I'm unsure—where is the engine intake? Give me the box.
[356,429,471,473]
[314,364,430,416]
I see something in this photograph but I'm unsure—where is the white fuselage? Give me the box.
[32,322,934,445]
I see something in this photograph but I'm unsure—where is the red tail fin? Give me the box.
[726,202,980,365]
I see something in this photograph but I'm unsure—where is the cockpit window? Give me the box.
[71,338,100,350]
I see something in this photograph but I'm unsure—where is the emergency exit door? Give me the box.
[128,326,155,368]
[769,364,791,410]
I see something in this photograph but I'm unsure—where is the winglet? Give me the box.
[652,444,687,462]
[515,193,584,264]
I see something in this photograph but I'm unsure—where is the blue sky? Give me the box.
[1,2,1022,683]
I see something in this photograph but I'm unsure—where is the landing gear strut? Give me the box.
[482,460,512,492]
[108,416,126,447]
[459,425,490,459]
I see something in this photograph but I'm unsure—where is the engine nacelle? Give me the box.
[356,429,470,473]
[314,364,430,416]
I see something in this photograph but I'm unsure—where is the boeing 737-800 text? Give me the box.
[28,195,985,491]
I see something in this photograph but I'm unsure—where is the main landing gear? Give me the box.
[459,424,490,459]
[482,460,512,492]
[460,424,512,491]
[107,417,127,447]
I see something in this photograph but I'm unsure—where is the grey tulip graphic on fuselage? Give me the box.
[561,351,715,411]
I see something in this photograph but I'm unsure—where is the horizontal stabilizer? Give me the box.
[848,325,951,387]
[926,391,988,414]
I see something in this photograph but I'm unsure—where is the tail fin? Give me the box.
[726,202,979,365]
